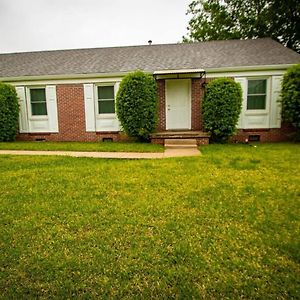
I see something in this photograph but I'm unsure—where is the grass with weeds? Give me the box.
[0,141,164,153]
[0,143,299,299]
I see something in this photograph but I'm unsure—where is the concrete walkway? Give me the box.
[0,147,200,159]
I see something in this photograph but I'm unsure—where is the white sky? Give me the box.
[0,0,191,53]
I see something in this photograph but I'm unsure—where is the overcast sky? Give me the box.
[0,0,191,53]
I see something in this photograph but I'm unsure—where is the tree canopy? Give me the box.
[183,0,300,53]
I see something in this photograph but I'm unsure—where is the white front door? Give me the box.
[166,79,191,130]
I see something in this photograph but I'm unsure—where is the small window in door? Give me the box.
[98,86,115,114]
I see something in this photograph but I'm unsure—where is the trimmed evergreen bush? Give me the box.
[0,83,19,141]
[116,70,158,140]
[281,64,300,138]
[203,78,242,142]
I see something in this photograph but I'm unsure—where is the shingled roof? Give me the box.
[0,38,299,78]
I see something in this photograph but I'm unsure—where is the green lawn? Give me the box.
[0,141,164,152]
[0,143,299,299]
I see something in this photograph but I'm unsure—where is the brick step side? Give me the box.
[151,131,210,146]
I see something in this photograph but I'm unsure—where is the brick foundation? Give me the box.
[232,124,295,143]
[150,138,165,145]
[196,137,209,145]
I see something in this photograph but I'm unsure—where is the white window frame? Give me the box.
[245,77,270,116]
[26,86,48,120]
[95,83,117,119]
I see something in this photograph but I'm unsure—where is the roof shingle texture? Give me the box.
[0,38,299,78]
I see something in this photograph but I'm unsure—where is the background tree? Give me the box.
[0,82,19,141]
[116,71,158,141]
[183,0,300,53]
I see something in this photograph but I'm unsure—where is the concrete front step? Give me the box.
[150,131,210,146]
[164,138,197,146]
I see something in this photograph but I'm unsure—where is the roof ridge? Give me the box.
[0,38,275,56]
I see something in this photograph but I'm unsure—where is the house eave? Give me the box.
[0,71,129,83]
[0,63,296,83]
[205,64,296,73]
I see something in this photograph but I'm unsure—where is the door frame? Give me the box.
[165,79,191,130]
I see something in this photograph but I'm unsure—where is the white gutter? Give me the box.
[0,71,130,82]
[205,64,296,73]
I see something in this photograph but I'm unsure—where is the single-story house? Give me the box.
[0,38,299,143]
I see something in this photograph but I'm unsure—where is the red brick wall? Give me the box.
[191,78,205,130]
[156,79,166,131]
[17,84,121,142]
[56,84,87,141]
[16,81,294,143]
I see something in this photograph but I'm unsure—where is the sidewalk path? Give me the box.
[0,147,200,159]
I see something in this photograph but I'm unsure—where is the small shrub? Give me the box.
[0,83,19,141]
[203,78,242,142]
[281,64,300,139]
[116,70,158,140]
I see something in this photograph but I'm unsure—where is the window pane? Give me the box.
[247,95,266,109]
[30,88,46,102]
[31,102,48,115]
[98,86,114,100]
[248,80,266,94]
[99,100,115,114]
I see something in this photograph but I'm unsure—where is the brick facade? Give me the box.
[17,84,121,142]
[17,80,294,143]
[191,78,204,130]
[156,79,166,131]
[56,84,87,141]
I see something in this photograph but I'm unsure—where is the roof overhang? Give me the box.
[204,64,297,73]
[0,64,295,84]
[153,68,205,75]
[153,68,205,79]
